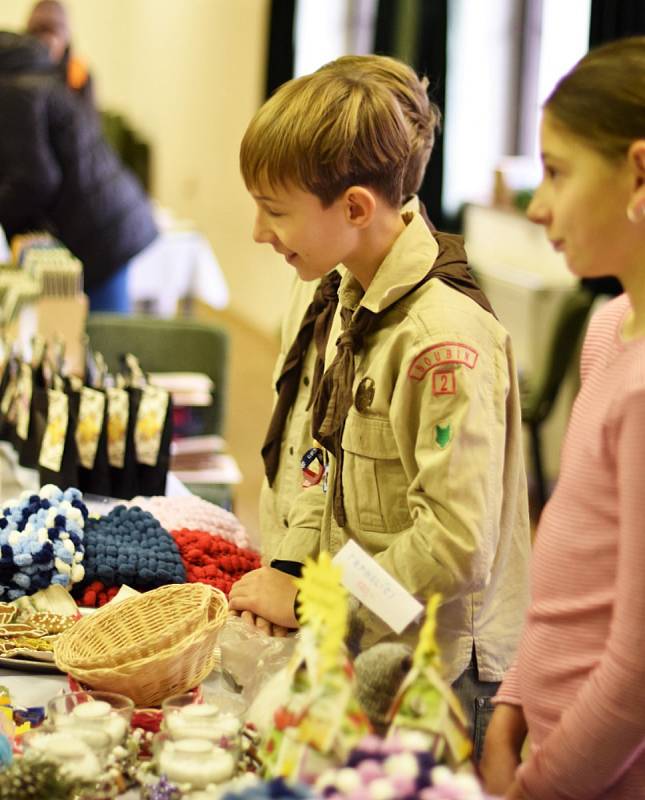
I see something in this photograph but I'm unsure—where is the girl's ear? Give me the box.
[343,186,376,228]
[627,140,645,223]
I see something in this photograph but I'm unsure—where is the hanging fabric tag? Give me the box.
[75,387,105,469]
[15,362,33,441]
[134,385,169,466]
[107,387,129,468]
[39,389,69,472]
[1,369,17,416]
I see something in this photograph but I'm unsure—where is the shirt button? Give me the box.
[283,518,288,527]
[303,376,310,386]
[289,446,294,455]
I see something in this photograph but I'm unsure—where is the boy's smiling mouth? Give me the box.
[274,246,298,264]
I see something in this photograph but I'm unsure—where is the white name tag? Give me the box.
[332,540,424,634]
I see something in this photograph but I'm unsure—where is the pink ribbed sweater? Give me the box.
[496,294,645,799]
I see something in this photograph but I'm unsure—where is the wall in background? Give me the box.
[0,0,295,336]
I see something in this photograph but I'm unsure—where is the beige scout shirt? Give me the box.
[258,276,328,563]
[259,197,421,562]
[272,212,531,683]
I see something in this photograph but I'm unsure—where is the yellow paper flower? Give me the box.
[294,553,348,679]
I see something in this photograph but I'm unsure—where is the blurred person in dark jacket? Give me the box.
[0,31,158,312]
[26,0,93,106]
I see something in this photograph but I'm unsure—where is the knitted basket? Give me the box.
[54,584,227,706]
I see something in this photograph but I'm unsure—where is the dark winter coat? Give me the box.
[0,32,157,290]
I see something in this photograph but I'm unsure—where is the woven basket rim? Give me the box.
[54,583,227,672]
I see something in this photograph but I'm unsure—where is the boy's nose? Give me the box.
[253,214,275,245]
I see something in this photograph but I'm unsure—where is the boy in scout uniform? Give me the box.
[258,55,443,576]
[230,59,531,742]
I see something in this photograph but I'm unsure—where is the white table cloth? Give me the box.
[128,230,229,317]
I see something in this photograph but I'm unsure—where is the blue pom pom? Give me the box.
[14,573,30,589]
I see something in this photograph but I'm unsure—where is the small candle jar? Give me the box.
[48,691,134,748]
[155,736,236,789]
[162,693,244,750]
[21,729,106,782]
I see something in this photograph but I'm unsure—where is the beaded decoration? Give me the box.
[75,505,186,606]
[313,732,495,799]
[171,529,261,596]
[0,485,87,601]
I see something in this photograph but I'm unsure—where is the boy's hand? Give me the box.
[240,610,291,637]
[228,567,299,629]
[480,703,527,795]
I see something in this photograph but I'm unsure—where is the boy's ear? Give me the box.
[343,186,376,228]
[627,141,645,223]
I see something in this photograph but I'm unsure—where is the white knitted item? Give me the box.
[126,495,249,547]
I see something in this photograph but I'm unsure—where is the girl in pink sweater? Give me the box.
[481,37,645,799]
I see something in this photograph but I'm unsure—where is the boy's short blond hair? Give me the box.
[240,67,414,208]
[316,55,440,196]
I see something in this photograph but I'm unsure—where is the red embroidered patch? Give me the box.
[432,370,456,396]
[408,341,478,382]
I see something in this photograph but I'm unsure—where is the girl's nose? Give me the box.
[526,187,550,226]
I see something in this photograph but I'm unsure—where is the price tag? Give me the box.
[332,540,423,634]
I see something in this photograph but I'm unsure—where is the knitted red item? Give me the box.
[78,580,120,608]
[171,529,261,595]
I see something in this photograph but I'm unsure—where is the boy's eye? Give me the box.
[267,210,284,218]
[544,164,559,180]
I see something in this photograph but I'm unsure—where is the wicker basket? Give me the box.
[55,583,218,669]
[54,583,227,707]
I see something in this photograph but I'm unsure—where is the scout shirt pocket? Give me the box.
[341,409,410,533]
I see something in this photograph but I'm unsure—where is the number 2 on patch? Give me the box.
[432,370,456,396]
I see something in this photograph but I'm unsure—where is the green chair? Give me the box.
[520,286,595,513]
[86,314,232,508]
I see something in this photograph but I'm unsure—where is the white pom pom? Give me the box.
[39,484,62,500]
[336,767,361,793]
[368,778,395,800]
[67,508,83,525]
[430,766,454,786]
[55,558,71,576]
[384,752,418,778]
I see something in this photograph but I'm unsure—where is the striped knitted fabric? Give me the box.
[496,295,645,799]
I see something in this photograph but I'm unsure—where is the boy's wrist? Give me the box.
[270,559,304,578]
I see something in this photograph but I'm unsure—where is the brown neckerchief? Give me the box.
[261,269,342,486]
[312,230,495,527]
